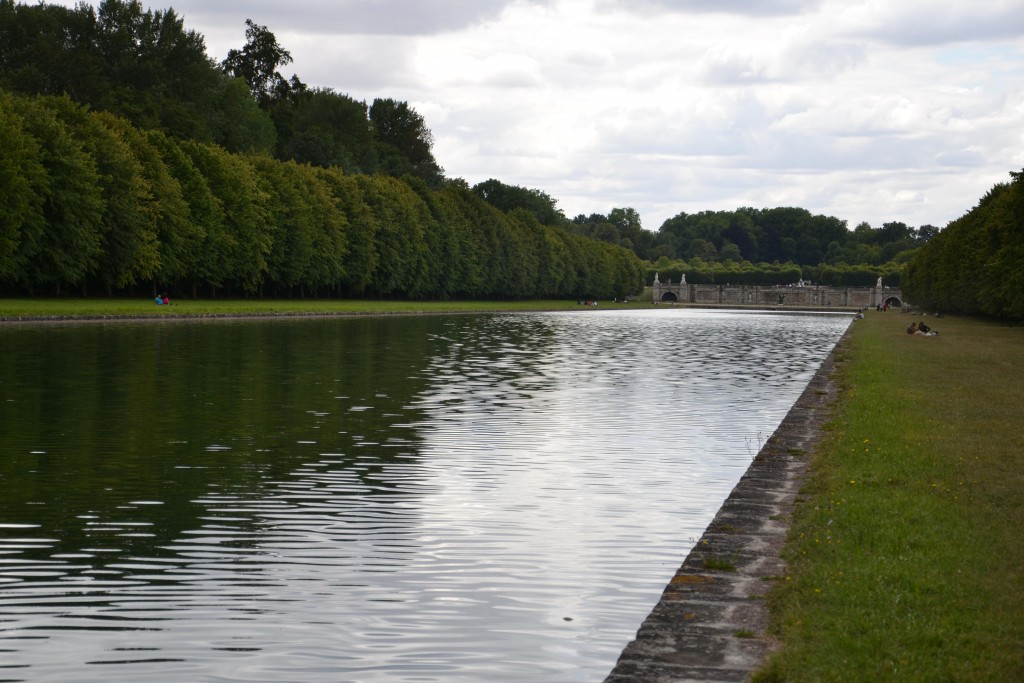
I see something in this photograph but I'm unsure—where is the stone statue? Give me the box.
[876,277,882,288]
[681,273,686,284]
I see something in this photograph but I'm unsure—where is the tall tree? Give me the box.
[369,98,444,186]
[279,88,375,172]
[182,141,271,294]
[46,96,162,292]
[8,95,104,293]
[0,90,46,283]
[473,178,565,226]
[138,129,206,289]
[222,19,300,109]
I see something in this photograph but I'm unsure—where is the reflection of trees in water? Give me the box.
[0,317,443,566]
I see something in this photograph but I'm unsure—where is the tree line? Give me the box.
[0,0,997,299]
[0,89,644,299]
[903,170,1024,322]
[566,205,937,273]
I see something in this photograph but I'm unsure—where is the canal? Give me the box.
[0,308,851,682]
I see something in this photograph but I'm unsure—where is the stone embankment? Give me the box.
[604,326,850,682]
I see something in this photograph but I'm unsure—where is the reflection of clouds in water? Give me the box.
[0,310,850,683]
[400,309,850,679]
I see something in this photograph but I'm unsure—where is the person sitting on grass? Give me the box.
[907,321,937,336]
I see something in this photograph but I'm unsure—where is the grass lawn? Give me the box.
[0,297,652,319]
[754,312,1024,682]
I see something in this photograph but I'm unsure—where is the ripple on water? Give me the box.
[0,308,850,682]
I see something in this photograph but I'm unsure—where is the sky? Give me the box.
[52,0,1024,232]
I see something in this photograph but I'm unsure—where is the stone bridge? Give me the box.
[651,273,904,309]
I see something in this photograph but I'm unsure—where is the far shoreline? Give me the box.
[0,301,861,326]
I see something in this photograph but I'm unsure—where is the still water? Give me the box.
[0,308,850,682]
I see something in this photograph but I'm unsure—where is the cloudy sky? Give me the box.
[57,0,1024,231]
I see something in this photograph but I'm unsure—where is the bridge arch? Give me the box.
[660,291,678,302]
[883,295,903,308]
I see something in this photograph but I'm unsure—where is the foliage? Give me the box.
[5,92,104,293]
[473,179,566,227]
[277,88,376,172]
[0,89,46,282]
[0,0,257,148]
[222,18,300,109]
[903,170,1024,321]
[0,89,644,300]
[369,98,444,187]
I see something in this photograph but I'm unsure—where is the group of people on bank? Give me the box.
[907,320,937,336]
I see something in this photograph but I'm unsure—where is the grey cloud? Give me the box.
[296,37,416,91]
[594,0,824,18]
[934,149,986,167]
[847,3,1024,46]
[158,0,549,35]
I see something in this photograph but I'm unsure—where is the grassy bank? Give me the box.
[755,312,1024,682]
[0,297,650,319]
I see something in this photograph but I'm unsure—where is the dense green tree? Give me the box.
[95,112,201,292]
[916,224,940,243]
[182,142,271,294]
[353,175,430,297]
[222,19,299,109]
[7,95,104,293]
[538,226,573,297]
[905,170,1024,321]
[369,98,444,187]
[292,163,348,294]
[0,0,100,101]
[0,90,46,282]
[434,185,493,297]
[253,159,349,297]
[252,156,317,295]
[313,168,378,295]
[504,208,543,297]
[139,130,206,288]
[473,179,566,227]
[208,76,276,154]
[403,176,469,299]
[145,131,217,294]
[45,96,161,292]
[0,0,267,148]
[278,88,375,172]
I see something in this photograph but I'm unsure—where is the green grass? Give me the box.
[754,313,1024,682]
[0,297,654,319]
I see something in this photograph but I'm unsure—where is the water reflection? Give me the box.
[0,309,850,682]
